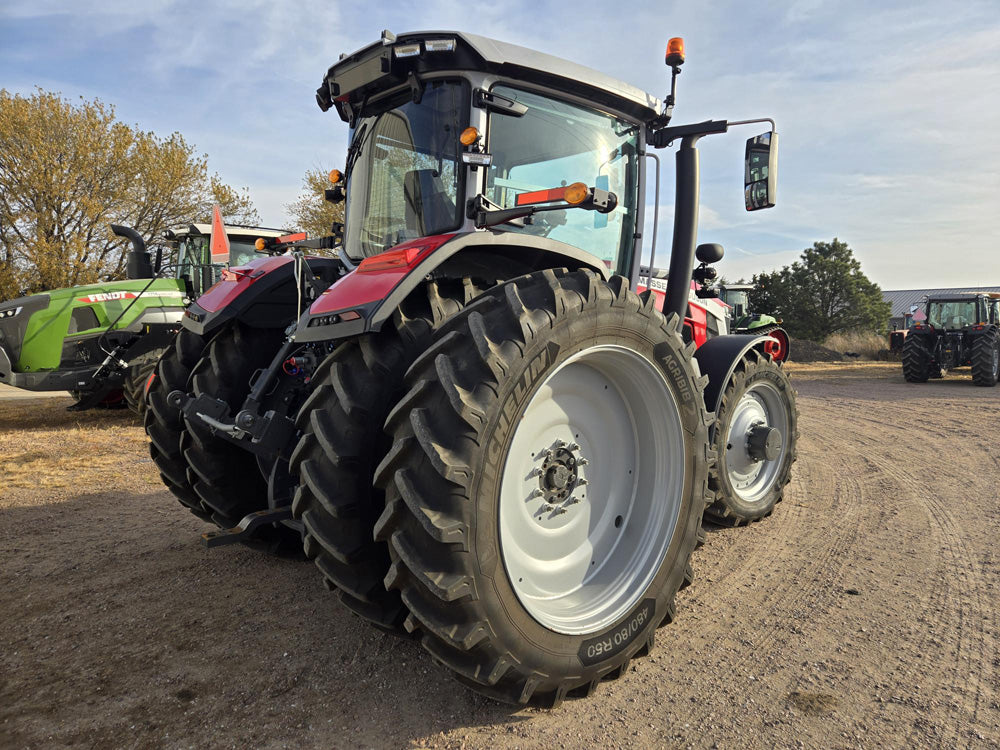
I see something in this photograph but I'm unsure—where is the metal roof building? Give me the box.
[884,287,1000,328]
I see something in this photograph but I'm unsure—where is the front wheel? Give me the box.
[374,270,712,706]
[705,351,797,525]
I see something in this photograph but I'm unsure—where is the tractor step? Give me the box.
[201,506,293,548]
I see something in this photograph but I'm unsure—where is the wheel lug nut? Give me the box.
[567,442,580,451]
[552,508,567,515]
[541,504,556,512]
[565,497,580,505]
[578,478,589,486]
[578,458,589,466]
[530,489,544,498]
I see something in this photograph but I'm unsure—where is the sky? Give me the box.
[2,0,999,289]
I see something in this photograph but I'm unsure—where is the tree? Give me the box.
[284,167,344,240]
[749,238,891,341]
[200,176,260,226]
[0,89,259,297]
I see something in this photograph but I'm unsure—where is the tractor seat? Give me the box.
[404,169,453,237]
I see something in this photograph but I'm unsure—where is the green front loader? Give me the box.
[0,221,286,413]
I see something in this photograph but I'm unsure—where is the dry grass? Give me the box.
[824,330,890,360]
[0,397,155,499]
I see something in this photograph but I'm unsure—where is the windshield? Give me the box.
[485,86,640,274]
[927,300,977,328]
[344,79,469,259]
[175,236,259,289]
[724,290,749,317]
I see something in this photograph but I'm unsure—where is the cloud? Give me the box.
[1,1,999,288]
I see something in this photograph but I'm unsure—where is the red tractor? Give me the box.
[146,31,797,704]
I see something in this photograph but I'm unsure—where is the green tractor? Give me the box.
[902,292,1000,386]
[718,283,781,332]
[0,219,287,413]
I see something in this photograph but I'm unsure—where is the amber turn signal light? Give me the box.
[254,237,267,251]
[564,182,589,205]
[328,169,343,184]
[460,126,479,146]
[665,37,685,66]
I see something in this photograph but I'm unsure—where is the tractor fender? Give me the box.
[294,231,609,344]
[694,333,781,416]
[182,255,343,337]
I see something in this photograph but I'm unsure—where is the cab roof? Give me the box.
[172,224,287,239]
[318,30,663,123]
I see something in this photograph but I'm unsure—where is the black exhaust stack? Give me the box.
[112,224,153,280]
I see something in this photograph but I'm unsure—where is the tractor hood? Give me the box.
[317,30,662,123]
[0,293,50,375]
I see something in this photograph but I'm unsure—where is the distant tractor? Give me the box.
[902,292,1000,386]
[0,218,287,413]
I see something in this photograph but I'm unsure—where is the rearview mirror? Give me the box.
[745,131,778,211]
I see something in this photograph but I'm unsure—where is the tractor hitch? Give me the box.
[201,506,294,548]
[168,389,299,456]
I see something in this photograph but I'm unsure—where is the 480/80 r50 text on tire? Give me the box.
[373,269,713,706]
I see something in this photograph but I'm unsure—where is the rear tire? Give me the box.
[123,355,159,416]
[373,270,712,706]
[704,351,797,526]
[970,327,999,387]
[902,335,930,382]
[145,329,210,521]
[290,279,482,630]
[182,322,301,553]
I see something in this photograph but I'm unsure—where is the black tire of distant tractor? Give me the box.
[182,321,301,553]
[145,328,210,521]
[123,354,160,416]
[704,350,798,526]
[290,278,487,631]
[902,335,931,382]
[372,269,713,707]
[970,326,1000,387]
[70,388,126,409]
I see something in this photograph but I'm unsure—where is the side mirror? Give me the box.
[695,242,724,264]
[745,131,778,211]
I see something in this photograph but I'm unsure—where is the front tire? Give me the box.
[374,270,712,706]
[704,351,797,526]
[971,327,999,386]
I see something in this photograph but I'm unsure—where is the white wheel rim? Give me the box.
[498,345,685,635]
[723,380,789,504]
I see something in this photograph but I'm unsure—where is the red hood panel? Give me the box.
[195,255,293,313]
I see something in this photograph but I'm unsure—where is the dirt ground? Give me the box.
[1,362,998,749]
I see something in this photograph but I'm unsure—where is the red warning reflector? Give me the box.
[210,205,231,262]
[276,232,307,245]
[515,186,569,206]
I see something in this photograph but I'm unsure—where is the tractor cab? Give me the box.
[163,223,288,298]
[719,284,753,319]
[319,31,654,280]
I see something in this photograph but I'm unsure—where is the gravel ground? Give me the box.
[1,362,998,749]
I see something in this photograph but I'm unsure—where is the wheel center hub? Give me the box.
[532,443,587,522]
[546,464,571,490]
[746,423,781,462]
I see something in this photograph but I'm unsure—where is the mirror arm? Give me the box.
[471,193,618,230]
